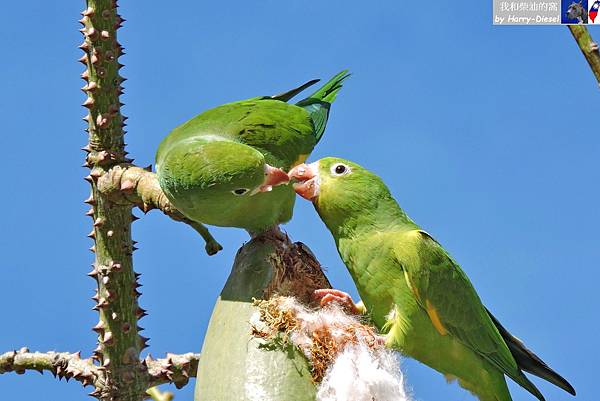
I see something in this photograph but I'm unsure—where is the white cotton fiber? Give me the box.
[254,296,412,401]
[316,343,411,401]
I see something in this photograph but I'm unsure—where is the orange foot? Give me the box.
[313,289,360,315]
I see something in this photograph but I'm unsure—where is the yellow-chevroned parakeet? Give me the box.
[155,71,350,250]
[289,157,575,401]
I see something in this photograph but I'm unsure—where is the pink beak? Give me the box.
[288,162,320,201]
[255,164,290,194]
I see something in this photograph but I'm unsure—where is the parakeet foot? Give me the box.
[313,289,360,314]
[187,220,223,255]
[374,334,387,346]
[205,239,223,256]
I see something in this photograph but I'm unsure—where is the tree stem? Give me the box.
[568,25,600,86]
[0,349,99,387]
[80,0,147,399]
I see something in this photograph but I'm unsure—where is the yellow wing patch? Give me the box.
[403,270,421,302]
[291,153,309,167]
[426,300,448,336]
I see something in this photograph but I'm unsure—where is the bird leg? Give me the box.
[186,220,223,256]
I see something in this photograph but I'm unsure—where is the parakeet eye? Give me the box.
[331,163,350,176]
[232,188,249,196]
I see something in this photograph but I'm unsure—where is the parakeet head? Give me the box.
[157,140,290,229]
[289,157,399,235]
[182,141,289,196]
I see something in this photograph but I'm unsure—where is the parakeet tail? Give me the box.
[487,309,576,396]
[510,370,546,401]
[270,79,321,102]
[296,69,351,143]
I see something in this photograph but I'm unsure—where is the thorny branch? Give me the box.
[0,348,199,398]
[0,349,99,387]
[0,348,102,386]
[145,353,200,389]
[569,25,600,86]
[96,165,222,255]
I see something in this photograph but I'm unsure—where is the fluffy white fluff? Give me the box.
[264,297,412,401]
[316,343,411,401]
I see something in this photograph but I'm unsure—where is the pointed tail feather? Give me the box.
[512,370,546,401]
[297,69,351,106]
[487,308,576,396]
[296,69,351,143]
[270,79,321,102]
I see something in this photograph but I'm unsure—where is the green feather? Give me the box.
[296,70,351,143]
[298,70,351,105]
[486,309,576,396]
[269,79,320,102]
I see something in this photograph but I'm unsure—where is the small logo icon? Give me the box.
[562,0,589,23]
[589,0,600,22]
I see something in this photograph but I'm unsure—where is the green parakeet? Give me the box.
[289,157,575,401]
[155,71,350,239]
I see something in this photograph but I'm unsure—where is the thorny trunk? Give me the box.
[80,0,149,399]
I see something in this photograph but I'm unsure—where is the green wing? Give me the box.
[397,230,545,401]
[157,99,316,170]
[157,71,350,170]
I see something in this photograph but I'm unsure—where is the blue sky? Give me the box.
[0,1,598,400]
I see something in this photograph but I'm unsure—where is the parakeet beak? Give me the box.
[289,162,320,201]
[251,164,290,195]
